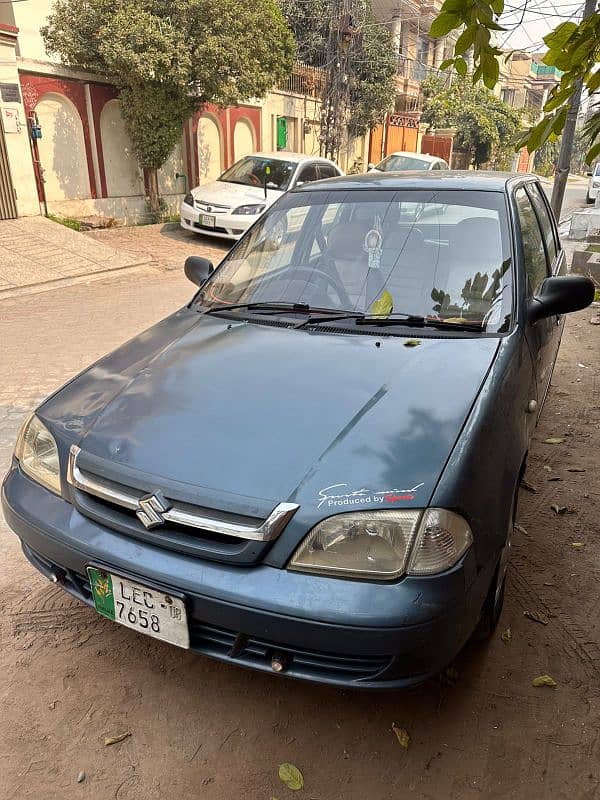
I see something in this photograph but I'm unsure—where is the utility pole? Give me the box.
[320,0,356,162]
[550,0,597,220]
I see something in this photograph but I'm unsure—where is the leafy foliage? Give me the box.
[42,0,295,206]
[279,0,396,137]
[430,0,600,161]
[421,75,522,167]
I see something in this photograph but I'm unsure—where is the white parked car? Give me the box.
[180,152,343,240]
[368,151,449,172]
[586,163,600,204]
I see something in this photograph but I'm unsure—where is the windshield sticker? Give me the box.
[363,219,383,270]
[317,482,425,509]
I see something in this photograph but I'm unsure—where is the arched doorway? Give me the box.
[99,99,143,197]
[197,114,223,182]
[233,118,255,162]
[34,93,89,201]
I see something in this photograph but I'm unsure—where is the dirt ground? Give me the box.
[0,267,599,800]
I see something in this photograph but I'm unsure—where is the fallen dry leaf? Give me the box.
[278,763,304,791]
[543,465,552,472]
[404,339,421,347]
[571,542,585,549]
[567,467,586,473]
[514,524,529,536]
[532,675,557,688]
[547,476,562,482]
[520,479,537,493]
[76,771,85,784]
[544,437,564,444]
[104,732,131,746]
[501,627,512,644]
[524,610,549,626]
[392,723,411,750]
[551,504,567,515]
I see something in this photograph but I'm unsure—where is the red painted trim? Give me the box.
[0,23,19,36]
[89,83,118,198]
[19,73,98,199]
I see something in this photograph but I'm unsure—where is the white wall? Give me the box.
[10,0,54,60]
[35,92,90,201]
[197,113,223,183]
[100,99,142,197]
[233,118,255,161]
[158,141,185,196]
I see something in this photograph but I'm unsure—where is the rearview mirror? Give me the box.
[184,256,213,287]
[528,275,595,323]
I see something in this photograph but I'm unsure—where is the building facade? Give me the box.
[0,0,365,222]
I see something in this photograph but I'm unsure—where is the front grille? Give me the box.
[66,446,298,564]
[195,199,230,212]
[193,222,230,234]
[22,543,392,684]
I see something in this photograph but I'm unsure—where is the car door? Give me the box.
[515,184,556,407]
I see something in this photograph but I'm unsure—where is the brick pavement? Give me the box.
[0,216,144,293]
[86,222,230,272]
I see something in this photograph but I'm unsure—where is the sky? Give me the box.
[497,0,587,51]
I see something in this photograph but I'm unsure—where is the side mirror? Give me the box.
[184,256,213,287]
[528,275,595,323]
[586,171,593,176]
[367,163,375,171]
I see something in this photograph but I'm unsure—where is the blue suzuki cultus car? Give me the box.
[2,173,593,688]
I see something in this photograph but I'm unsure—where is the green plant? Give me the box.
[429,0,600,161]
[42,0,295,214]
[46,213,81,231]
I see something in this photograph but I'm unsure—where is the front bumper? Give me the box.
[2,466,491,689]
[588,183,599,200]
[179,200,255,240]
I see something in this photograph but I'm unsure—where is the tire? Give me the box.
[471,565,506,642]
[587,193,594,204]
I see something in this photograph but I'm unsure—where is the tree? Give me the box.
[279,0,396,141]
[428,0,600,162]
[42,0,295,214]
[421,75,522,167]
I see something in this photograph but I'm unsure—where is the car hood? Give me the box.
[41,311,499,520]
[191,180,282,208]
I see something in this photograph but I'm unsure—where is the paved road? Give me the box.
[541,176,588,222]
[1,265,599,799]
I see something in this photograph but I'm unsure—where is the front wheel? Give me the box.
[471,564,506,641]
[586,193,594,204]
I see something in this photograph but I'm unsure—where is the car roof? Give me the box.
[249,151,334,164]
[293,170,539,192]
[382,151,445,164]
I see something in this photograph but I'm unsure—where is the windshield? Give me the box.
[376,154,432,171]
[218,156,296,190]
[196,189,513,334]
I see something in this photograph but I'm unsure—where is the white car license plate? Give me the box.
[200,213,215,228]
[87,567,189,648]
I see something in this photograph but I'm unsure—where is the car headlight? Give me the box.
[232,204,266,215]
[183,193,194,206]
[593,180,600,188]
[288,509,472,580]
[14,414,61,496]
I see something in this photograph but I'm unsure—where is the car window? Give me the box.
[197,189,513,333]
[318,163,339,180]
[594,164,600,176]
[526,182,558,265]
[376,154,430,171]
[296,164,320,184]
[218,157,296,191]
[431,162,441,170]
[515,186,549,295]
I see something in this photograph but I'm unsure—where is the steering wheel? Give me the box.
[264,266,351,309]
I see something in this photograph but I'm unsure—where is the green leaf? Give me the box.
[455,25,476,55]
[532,675,557,688]
[543,21,577,50]
[369,289,393,317]
[455,56,468,76]
[482,54,499,89]
[552,106,567,136]
[586,140,600,164]
[440,58,455,70]
[527,114,557,153]
[278,764,304,791]
[440,0,467,12]
[587,70,600,93]
[543,86,572,112]
[429,12,460,38]
[490,0,504,13]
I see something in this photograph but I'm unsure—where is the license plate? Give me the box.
[87,567,189,648]
[200,213,215,228]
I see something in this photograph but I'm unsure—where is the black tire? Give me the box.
[471,565,506,642]
[586,193,594,204]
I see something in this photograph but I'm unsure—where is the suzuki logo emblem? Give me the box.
[136,491,171,529]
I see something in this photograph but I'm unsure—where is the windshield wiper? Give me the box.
[204,301,312,316]
[297,311,484,332]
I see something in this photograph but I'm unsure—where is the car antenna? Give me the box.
[264,165,270,200]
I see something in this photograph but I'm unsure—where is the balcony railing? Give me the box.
[277,61,326,99]
[396,56,452,86]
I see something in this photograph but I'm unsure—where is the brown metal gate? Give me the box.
[0,115,18,219]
